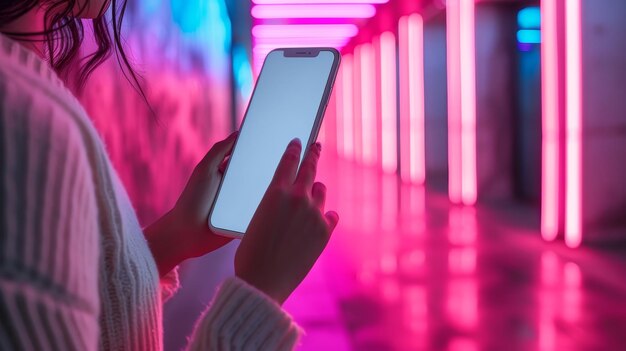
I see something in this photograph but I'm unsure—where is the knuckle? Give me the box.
[269,185,289,198]
[291,191,310,207]
[283,150,300,163]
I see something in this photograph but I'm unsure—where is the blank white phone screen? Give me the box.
[210,50,335,234]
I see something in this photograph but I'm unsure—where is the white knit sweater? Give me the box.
[0,34,301,350]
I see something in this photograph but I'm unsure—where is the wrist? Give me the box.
[235,272,289,305]
[145,210,187,277]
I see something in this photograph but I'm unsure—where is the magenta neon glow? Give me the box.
[459,0,477,205]
[253,37,350,47]
[447,0,477,205]
[564,0,583,248]
[342,55,355,160]
[446,0,462,204]
[399,16,410,181]
[540,0,560,242]
[446,279,478,330]
[399,14,426,183]
[251,4,376,19]
[409,15,426,183]
[353,46,363,163]
[252,41,345,56]
[335,64,345,156]
[379,32,398,173]
[360,43,377,166]
[253,0,388,4]
[252,24,358,38]
[539,251,558,350]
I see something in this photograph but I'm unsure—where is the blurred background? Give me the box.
[77,0,626,350]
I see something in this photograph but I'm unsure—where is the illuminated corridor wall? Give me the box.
[78,0,233,223]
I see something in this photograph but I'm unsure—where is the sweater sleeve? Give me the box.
[0,79,101,350]
[187,277,303,351]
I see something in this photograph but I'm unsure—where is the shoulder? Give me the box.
[0,46,94,167]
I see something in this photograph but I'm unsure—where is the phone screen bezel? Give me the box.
[207,47,341,238]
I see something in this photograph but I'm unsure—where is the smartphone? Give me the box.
[208,48,341,238]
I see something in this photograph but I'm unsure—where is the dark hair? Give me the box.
[0,0,145,97]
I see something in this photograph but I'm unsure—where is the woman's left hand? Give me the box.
[145,131,238,277]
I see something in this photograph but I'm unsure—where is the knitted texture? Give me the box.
[0,34,301,350]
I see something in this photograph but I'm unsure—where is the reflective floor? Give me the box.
[164,154,626,351]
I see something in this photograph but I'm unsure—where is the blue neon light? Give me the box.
[233,45,253,101]
[517,29,541,44]
[518,7,541,29]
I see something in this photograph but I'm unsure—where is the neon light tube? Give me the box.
[379,32,397,173]
[335,65,345,156]
[564,0,582,248]
[518,7,541,29]
[251,4,376,19]
[447,0,462,203]
[253,37,350,47]
[252,24,358,39]
[409,14,426,183]
[399,14,426,183]
[517,29,542,44]
[459,0,477,205]
[353,45,363,163]
[253,0,388,4]
[360,43,377,166]
[342,55,355,160]
[540,0,559,241]
[399,16,411,181]
[253,44,346,56]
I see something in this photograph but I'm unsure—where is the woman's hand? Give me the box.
[235,139,339,304]
[145,132,238,277]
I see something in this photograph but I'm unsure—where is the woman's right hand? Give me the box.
[234,138,339,304]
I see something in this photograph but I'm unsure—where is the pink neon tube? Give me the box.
[360,43,377,166]
[399,15,425,183]
[399,16,411,182]
[379,32,397,173]
[342,55,355,160]
[353,46,363,163]
[459,0,477,205]
[446,0,462,203]
[251,4,376,19]
[252,24,358,38]
[540,0,560,241]
[565,0,583,248]
[409,14,426,183]
[335,65,345,156]
[253,0,388,4]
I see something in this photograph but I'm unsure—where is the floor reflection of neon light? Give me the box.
[446,279,478,330]
[562,261,581,322]
[539,251,558,350]
[448,247,477,275]
[448,207,477,245]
